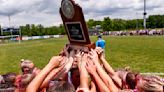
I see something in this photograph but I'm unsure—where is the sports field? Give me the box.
[0,36,164,74]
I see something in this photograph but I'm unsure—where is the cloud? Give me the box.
[0,0,163,26]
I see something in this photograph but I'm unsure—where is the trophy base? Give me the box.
[66,42,95,53]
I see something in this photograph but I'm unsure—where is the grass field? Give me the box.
[0,36,164,74]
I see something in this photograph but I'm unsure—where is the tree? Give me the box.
[101,17,113,31]
[126,20,138,30]
[147,15,164,28]
[31,24,37,36]
[37,24,44,36]
[87,19,95,29]
[58,24,65,35]
[26,24,32,36]
[112,19,126,31]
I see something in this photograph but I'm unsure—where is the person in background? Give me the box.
[96,35,105,49]
[96,35,105,57]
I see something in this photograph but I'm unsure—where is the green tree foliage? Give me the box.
[101,17,113,31]
[87,19,102,29]
[112,19,126,31]
[126,20,138,30]
[58,24,65,35]
[147,15,164,28]
[20,24,65,36]
[86,15,164,31]
[1,15,164,36]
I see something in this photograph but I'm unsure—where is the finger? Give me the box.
[60,58,67,66]
[81,52,84,56]
[88,52,92,57]
[76,50,80,54]
[86,62,89,67]
[85,65,88,70]
[89,51,94,58]
[58,56,64,61]
[87,54,91,59]
[91,48,96,53]
[88,59,93,66]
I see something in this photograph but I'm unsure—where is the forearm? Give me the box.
[92,73,110,92]
[100,58,115,75]
[96,63,118,92]
[26,63,54,92]
[40,66,63,89]
[79,62,89,89]
[100,57,122,88]
[53,57,73,80]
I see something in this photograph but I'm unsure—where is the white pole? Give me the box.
[19,28,21,44]
[143,0,147,30]
[8,15,13,39]
[1,23,3,36]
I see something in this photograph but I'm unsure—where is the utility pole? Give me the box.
[136,12,139,30]
[143,0,147,30]
[18,28,21,44]
[8,15,13,38]
[0,25,3,36]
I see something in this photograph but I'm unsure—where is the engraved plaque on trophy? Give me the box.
[60,0,95,52]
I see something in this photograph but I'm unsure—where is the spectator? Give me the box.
[96,35,105,49]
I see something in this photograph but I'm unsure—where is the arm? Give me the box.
[55,51,74,80]
[95,47,122,88]
[88,49,118,92]
[100,55,122,88]
[39,65,64,89]
[77,53,89,89]
[26,56,63,92]
[85,59,110,92]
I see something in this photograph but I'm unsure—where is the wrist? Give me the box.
[91,71,98,76]
[42,64,54,74]
[100,57,105,62]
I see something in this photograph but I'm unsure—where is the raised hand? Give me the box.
[85,59,97,75]
[82,53,88,63]
[94,47,104,59]
[48,56,64,68]
[95,47,103,55]
[75,51,84,70]
[88,49,99,64]
[58,56,67,67]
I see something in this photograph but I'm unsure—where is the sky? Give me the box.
[0,0,164,27]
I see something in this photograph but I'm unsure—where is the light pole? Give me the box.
[136,12,139,30]
[143,0,147,30]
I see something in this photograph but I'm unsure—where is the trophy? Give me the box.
[60,0,95,52]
